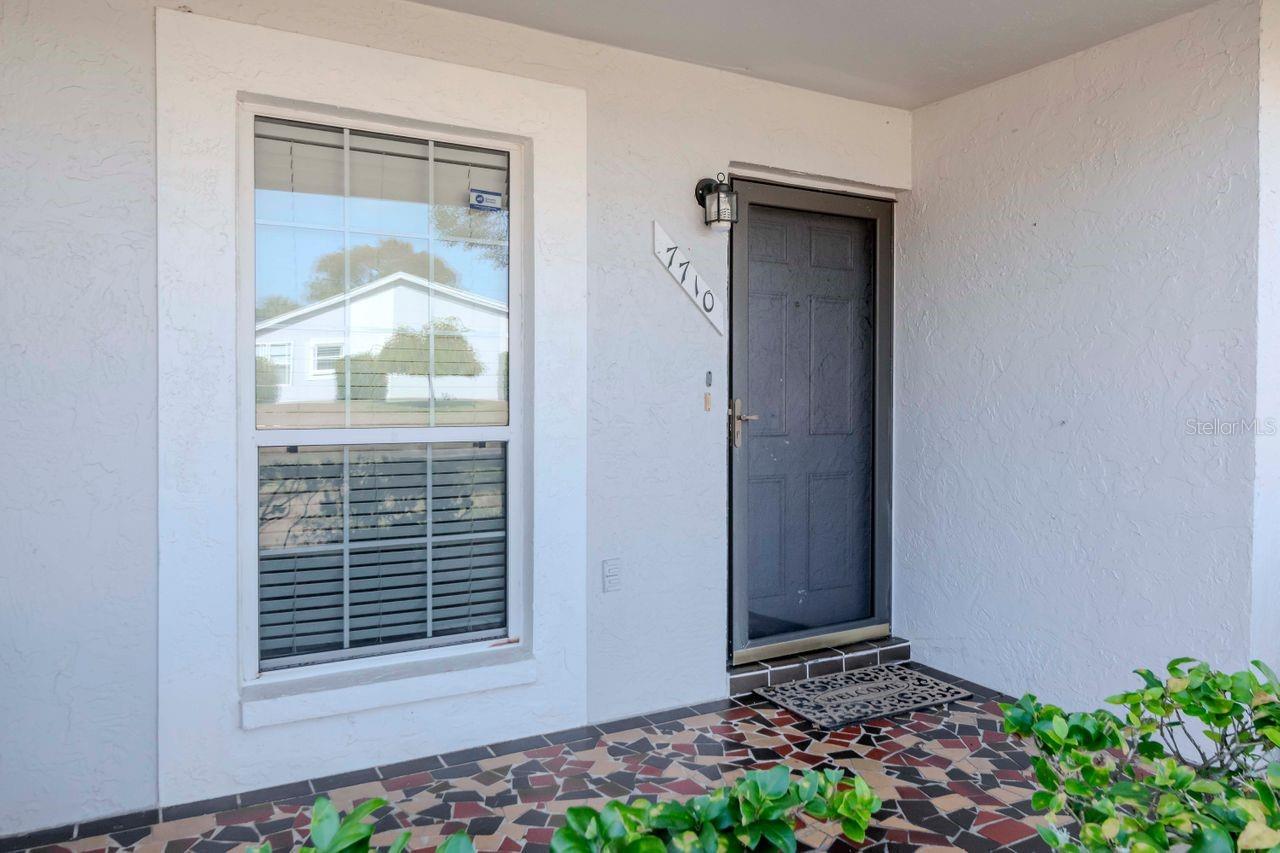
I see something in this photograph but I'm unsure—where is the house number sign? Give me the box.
[652,221,725,335]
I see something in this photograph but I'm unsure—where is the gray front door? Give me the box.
[730,181,892,661]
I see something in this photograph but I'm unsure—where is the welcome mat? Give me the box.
[756,664,971,729]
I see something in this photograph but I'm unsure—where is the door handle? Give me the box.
[730,399,760,448]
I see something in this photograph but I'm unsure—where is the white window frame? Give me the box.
[255,341,294,385]
[235,102,526,682]
[309,340,345,377]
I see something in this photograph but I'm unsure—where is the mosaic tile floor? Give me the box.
[16,668,1059,852]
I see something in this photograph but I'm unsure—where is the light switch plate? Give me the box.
[602,558,622,593]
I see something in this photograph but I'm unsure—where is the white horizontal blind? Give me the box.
[258,442,507,667]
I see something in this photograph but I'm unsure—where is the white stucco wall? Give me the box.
[897,0,1262,708]
[1255,0,1280,669]
[1,0,909,835]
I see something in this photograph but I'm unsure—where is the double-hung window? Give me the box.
[247,114,518,671]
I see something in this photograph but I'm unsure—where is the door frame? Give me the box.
[728,178,894,665]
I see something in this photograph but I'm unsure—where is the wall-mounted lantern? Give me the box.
[694,172,738,232]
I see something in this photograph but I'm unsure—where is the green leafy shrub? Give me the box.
[251,766,880,853]
[537,766,880,853]
[248,796,408,853]
[1002,658,1280,851]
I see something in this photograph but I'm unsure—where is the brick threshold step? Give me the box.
[728,636,910,696]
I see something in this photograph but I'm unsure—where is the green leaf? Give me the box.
[1253,659,1280,688]
[668,831,702,853]
[1189,827,1234,853]
[649,801,694,832]
[622,837,665,853]
[1189,779,1225,796]
[1052,716,1069,741]
[792,771,820,803]
[309,797,341,851]
[436,833,474,853]
[596,803,632,840]
[565,807,600,838]
[757,820,796,853]
[839,818,867,843]
[1031,790,1057,813]
[754,766,792,800]
[550,828,595,853]
[1032,757,1059,793]
[1036,825,1063,848]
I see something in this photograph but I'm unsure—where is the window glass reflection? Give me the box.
[253,118,510,429]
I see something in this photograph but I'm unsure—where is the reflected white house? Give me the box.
[255,270,508,417]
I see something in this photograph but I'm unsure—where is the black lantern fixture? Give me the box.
[694,172,738,232]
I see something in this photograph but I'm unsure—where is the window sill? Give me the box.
[240,641,534,729]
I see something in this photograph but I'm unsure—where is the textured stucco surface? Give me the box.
[0,0,161,832]
[897,0,1262,708]
[1255,0,1280,668]
[1,0,909,834]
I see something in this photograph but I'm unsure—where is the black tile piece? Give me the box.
[0,821,76,852]
[254,818,295,836]
[729,669,769,695]
[485,792,519,809]
[377,755,444,778]
[689,698,737,715]
[509,759,546,776]
[212,825,261,843]
[310,767,381,792]
[842,650,878,671]
[514,809,549,827]
[596,715,650,734]
[238,780,313,807]
[878,644,910,664]
[191,841,240,853]
[467,816,504,836]
[544,725,602,745]
[442,791,484,803]
[645,707,696,725]
[905,661,955,681]
[565,736,603,751]
[433,761,483,780]
[806,657,843,677]
[162,794,240,823]
[488,734,551,756]
[77,808,160,839]
[441,745,493,766]
[951,831,1002,852]
[417,803,453,821]
[109,827,154,848]
[766,663,804,685]
[829,641,878,656]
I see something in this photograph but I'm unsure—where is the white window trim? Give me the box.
[256,341,293,385]
[158,11,586,799]
[235,101,528,691]
[308,340,345,377]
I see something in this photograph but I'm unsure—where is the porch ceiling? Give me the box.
[412,0,1216,108]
